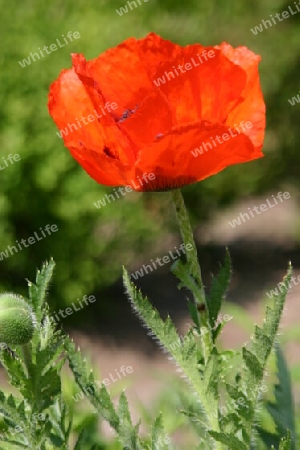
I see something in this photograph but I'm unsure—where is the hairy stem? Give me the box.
[171,189,213,358]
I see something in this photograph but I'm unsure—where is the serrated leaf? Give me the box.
[188,301,200,329]
[171,258,203,306]
[28,259,55,321]
[202,349,220,398]
[123,268,222,432]
[243,266,292,399]
[259,345,296,450]
[117,392,141,450]
[278,430,292,450]
[118,392,132,426]
[240,264,293,445]
[64,335,140,449]
[225,384,253,422]
[252,325,273,366]
[0,392,22,426]
[208,430,248,450]
[207,249,231,337]
[150,414,169,450]
[0,439,29,448]
[0,347,29,394]
[0,392,32,446]
[64,336,120,430]
[242,348,264,386]
[259,429,281,449]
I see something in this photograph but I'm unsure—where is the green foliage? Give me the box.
[268,346,295,439]
[151,415,169,450]
[277,431,293,450]
[123,267,220,438]
[239,265,293,443]
[172,259,201,322]
[0,251,297,449]
[171,243,231,360]
[0,260,146,449]
[0,256,297,448]
[124,254,297,449]
[206,249,231,341]
[0,260,68,448]
[64,337,120,430]
[65,331,172,450]
[258,345,296,450]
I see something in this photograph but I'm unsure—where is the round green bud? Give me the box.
[0,293,36,346]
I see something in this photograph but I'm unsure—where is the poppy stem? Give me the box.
[171,189,213,357]
[171,188,205,301]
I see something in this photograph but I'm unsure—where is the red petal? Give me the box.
[216,43,266,148]
[154,45,246,125]
[48,65,135,186]
[132,122,263,191]
[72,33,182,119]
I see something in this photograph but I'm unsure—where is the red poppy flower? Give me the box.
[48,32,266,191]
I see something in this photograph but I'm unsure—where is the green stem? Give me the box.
[171,189,222,446]
[171,189,205,303]
[171,189,213,358]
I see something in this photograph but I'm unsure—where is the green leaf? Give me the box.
[202,349,220,399]
[188,300,201,329]
[118,392,132,426]
[64,336,120,430]
[280,431,293,450]
[225,384,254,422]
[259,430,281,449]
[27,259,55,322]
[123,268,221,434]
[117,392,141,450]
[46,398,71,448]
[208,430,248,449]
[259,345,296,449]
[172,258,201,296]
[0,346,29,395]
[171,258,207,331]
[151,414,169,450]
[276,430,293,450]
[74,428,86,450]
[206,249,231,339]
[242,348,264,387]
[252,325,273,366]
[65,335,143,449]
[0,392,31,446]
[241,264,293,443]
[243,265,292,398]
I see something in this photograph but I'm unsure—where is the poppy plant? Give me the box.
[48,32,266,191]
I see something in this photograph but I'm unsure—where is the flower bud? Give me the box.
[0,293,36,346]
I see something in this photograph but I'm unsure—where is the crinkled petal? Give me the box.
[131,122,263,191]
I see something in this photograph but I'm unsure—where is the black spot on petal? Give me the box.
[103,147,115,158]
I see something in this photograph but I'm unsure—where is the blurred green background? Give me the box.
[1,0,300,447]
